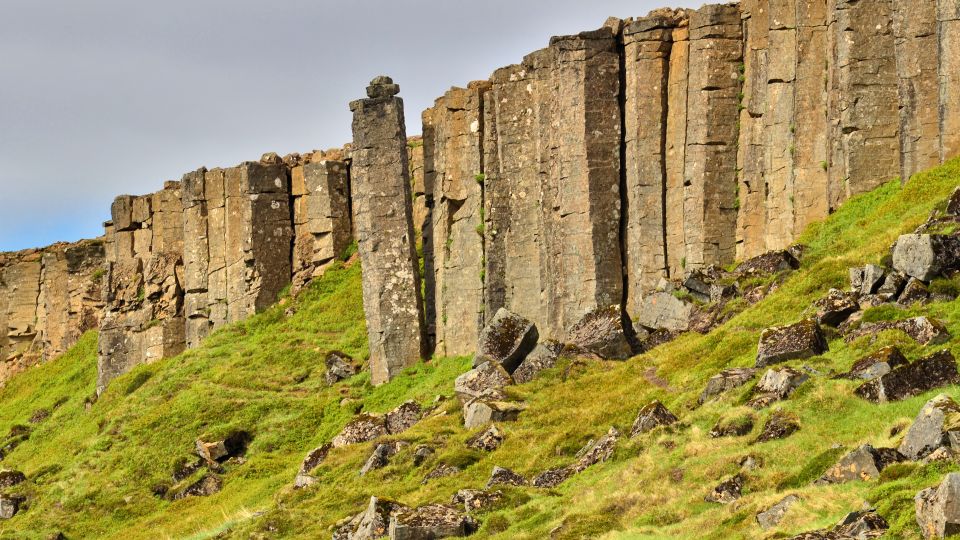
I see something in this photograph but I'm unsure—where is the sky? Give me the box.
[0,0,702,252]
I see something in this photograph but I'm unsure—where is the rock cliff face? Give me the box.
[3,0,960,389]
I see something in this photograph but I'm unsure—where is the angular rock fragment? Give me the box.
[735,250,799,278]
[630,401,679,437]
[195,431,251,464]
[332,414,389,448]
[466,425,504,452]
[451,489,502,514]
[917,472,960,539]
[486,466,527,489]
[173,474,222,499]
[534,427,620,488]
[462,398,524,430]
[756,319,828,367]
[0,470,26,488]
[855,350,960,403]
[814,289,860,327]
[682,267,736,304]
[389,504,477,539]
[512,340,563,384]
[860,264,887,295]
[705,474,743,504]
[817,445,905,484]
[899,394,960,461]
[325,351,358,385]
[877,271,908,301]
[294,443,331,488]
[413,445,434,467]
[756,411,801,443]
[699,368,757,404]
[757,494,800,530]
[473,309,538,373]
[899,278,932,305]
[0,494,25,519]
[637,292,693,333]
[841,346,909,380]
[385,401,422,435]
[845,316,951,345]
[893,234,960,281]
[361,441,409,476]
[710,414,755,438]
[454,362,513,405]
[532,467,574,489]
[849,267,865,292]
[334,496,410,540]
[748,368,809,409]
[566,305,633,360]
[422,463,461,484]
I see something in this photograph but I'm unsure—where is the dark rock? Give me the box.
[899,394,960,461]
[413,445,435,467]
[454,362,513,405]
[710,414,755,438]
[899,278,932,305]
[756,319,828,368]
[451,489,502,514]
[861,264,887,295]
[389,504,477,539]
[473,308,539,373]
[832,510,889,538]
[893,233,960,281]
[195,430,251,464]
[735,250,799,277]
[630,401,678,437]
[705,474,743,504]
[757,494,800,530]
[462,398,524,430]
[573,428,619,471]
[916,472,960,539]
[637,292,692,332]
[172,457,204,483]
[748,367,809,409]
[466,425,504,452]
[756,411,800,443]
[844,316,951,346]
[326,351,358,385]
[294,443,331,488]
[842,346,909,380]
[173,474,222,499]
[682,267,737,303]
[814,289,860,327]
[28,408,50,424]
[0,469,26,488]
[385,401,422,434]
[946,187,960,216]
[817,445,905,484]
[0,494,25,519]
[699,368,758,404]
[361,441,409,476]
[486,466,527,488]
[512,340,563,384]
[422,463,461,484]
[855,350,960,403]
[333,414,389,448]
[334,496,410,540]
[566,305,633,360]
[532,467,574,488]
[877,271,908,301]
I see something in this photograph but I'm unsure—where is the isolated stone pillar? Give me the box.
[622,11,682,311]
[350,76,425,385]
[291,158,352,292]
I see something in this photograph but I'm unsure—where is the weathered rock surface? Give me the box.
[332,415,389,448]
[454,362,512,405]
[463,399,524,430]
[334,496,409,540]
[736,250,800,278]
[757,494,800,530]
[0,494,25,519]
[917,472,960,539]
[845,316,951,345]
[842,346,909,380]
[0,470,26,488]
[512,340,563,384]
[814,290,860,327]
[637,292,692,333]
[817,445,905,484]
[756,319,828,367]
[756,411,801,443]
[326,351,358,385]
[385,401,423,435]
[900,394,960,461]
[893,234,960,281]
[566,305,633,360]
[451,489,502,514]
[389,504,477,539]
[748,367,809,409]
[472,309,538,373]
[422,463,462,484]
[486,466,527,489]
[855,350,960,403]
[361,441,409,476]
[466,425,504,452]
[705,474,743,504]
[350,76,426,386]
[630,401,678,437]
[710,414,755,438]
[699,368,757,404]
[533,427,620,488]
[294,443,331,488]
[173,474,222,499]
[195,431,250,464]
[789,510,889,539]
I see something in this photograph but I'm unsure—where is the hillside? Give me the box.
[0,158,959,539]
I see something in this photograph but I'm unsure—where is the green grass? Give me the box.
[1,159,960,539]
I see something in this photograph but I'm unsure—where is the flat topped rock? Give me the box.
[389,504,477,539]
[366,76,400,99]
[756,319,828,368]
[855,350,960,403]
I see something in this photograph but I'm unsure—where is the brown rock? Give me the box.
[756,319,828,367]
[814,289,860,327]
[473,308,538,373]
[512,340,563,384]
[856,350,960,403]
[630,401,679,436]
[332,414,388,448]
[699,368,758,404]
[817,445,905,484]
[845,316,951,345]
[389,504,477,539]
[705,474,743,504]
[756,411,801,443]
[566,305,634,360]
[466,425,504,452]
[486,466,527,489]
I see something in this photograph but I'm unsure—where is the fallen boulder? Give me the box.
[465,425,504,452]
[195,430,252,464]
[900,278,932,305]
[473,308,538,373]
[326,351,358,385]
[748,367,809,409]
[294,443,331,488]
[630,401,678,437]
[422,463,461,484]
[755,411,800,443]
[817,445,905,484]
[710,414,755,438]
[899,394,960,461]
[332,414,389,448]
[788,510,888,539]
[855,350,960,403]
[699,368,757,404]
[413,445,435,467]
[0,470,26,488]
[637,292,692,333]
[860,264,887,295]
[735,250,799,277]
[533,427,620,488]
[451,489,502,514]
[757,494,800,530]
[566,305,634,360]
[512,340,563,384]
[361,441,409,476]
[814,289,860,327]
[486,466,527,488]
[756,319,828,368]
[0,494,25,520]
[532,467,574,489]
[334,496,409,540]
[877,271,908,301]
[463,399,524,430]
[917,472,960,539]
[682,267,737,303]
[389,504,477,539]
[385,401,422,434]
[845,316,951,346]
[841,346,908,380]
[454,362,512,405]
[705,474,743,504]
[893,234,960,281]
[173,474,222,499]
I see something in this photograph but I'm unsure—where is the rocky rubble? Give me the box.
[855,350,960,403]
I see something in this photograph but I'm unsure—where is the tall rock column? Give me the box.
[291,156,352,292]
[350,76,425,385]
[893,0,941,181]
[665,15,690,277]
[940,0,960,163]
[683,4,743,270]
[622,11,683,311]
[428,83,489,357]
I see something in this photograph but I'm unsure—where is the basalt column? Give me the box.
[893,0,941,181]
[683,4,743,270]
[291,157,352,292]
[664,15,690,277]
[350,77,425,385]
[0,254,41,376]
[622,11,683,311]
[940,0,960,163]
[828,0,900,206]
[428,83,489,357]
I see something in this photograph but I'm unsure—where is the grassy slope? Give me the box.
[1,159,959,539]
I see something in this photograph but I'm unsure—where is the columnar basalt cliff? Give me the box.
[3,0,960,390]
